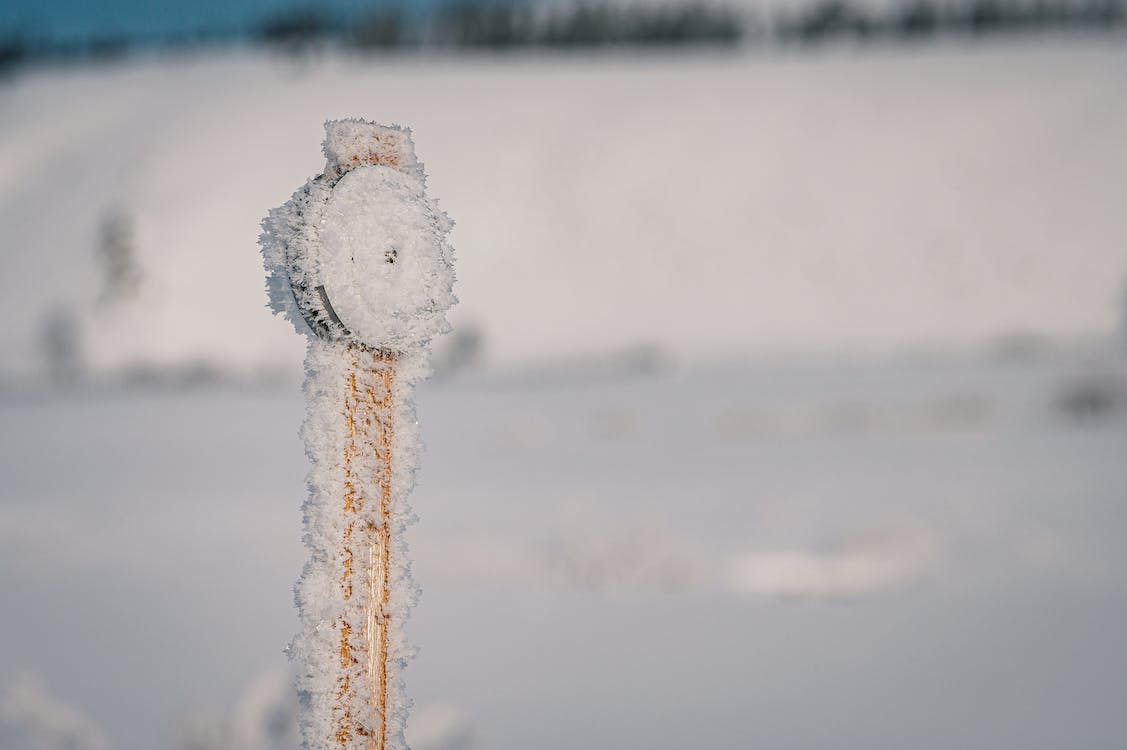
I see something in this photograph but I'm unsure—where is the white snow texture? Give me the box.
[261,120,456,352]
[293,341,428,750]
[0,675,109,750]
[260,120,456,750]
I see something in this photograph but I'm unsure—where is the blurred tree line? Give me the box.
[774,0,1126,43]
[254,2,744,51]
[256,0,1125,51]
[1,0,1125,71]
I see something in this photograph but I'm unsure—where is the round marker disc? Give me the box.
[319,165,453,350]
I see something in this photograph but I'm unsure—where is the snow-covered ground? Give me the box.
[1,40,1126,383]
[2,348,1126,750]
[1,40,1126,750]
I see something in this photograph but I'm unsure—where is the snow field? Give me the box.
[2,41,1126,383]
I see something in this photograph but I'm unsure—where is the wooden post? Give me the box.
[338,345,395,750]
[326,131,415,750]
[263,119,454,750]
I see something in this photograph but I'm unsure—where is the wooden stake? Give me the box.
[310,124,419,750]
[339,345,395,750]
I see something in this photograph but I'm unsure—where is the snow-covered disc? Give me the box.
[317,165,454,351]
[261,139,455,352]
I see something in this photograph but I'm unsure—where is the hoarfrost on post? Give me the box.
[261,119,456,352]
[259,119,456,750]
[319,166,455,351]
[321,119,421,181]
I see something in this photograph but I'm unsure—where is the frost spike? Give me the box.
[261,119,456,750]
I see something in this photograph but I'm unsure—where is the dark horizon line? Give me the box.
[2,0,1124,74]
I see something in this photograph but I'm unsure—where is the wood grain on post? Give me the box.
[328,132,414,750]
[338,346,394,750]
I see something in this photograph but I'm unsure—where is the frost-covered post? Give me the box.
[260,120,456,750]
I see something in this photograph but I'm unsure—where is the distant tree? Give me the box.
[95,207,142,308]
[896,0,941,37]
[540,2,616,46]
[1080,0,1126,25]
[39,306,84,388]
[780,0,874,43]
[0,35,27,73]
[351,9,407,49]
[258,7,331,50]
[435,3,535,48]
[87,34,130,60]
[628,3,743,45]
[959,0,1009,34]
[539,2,742,47]
[434,325,485,376]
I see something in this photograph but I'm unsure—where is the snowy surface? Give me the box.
[2,347,1127,750]
[1,42,1127,382]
